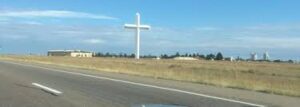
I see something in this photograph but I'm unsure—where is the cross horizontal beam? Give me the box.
[124,12,151,59]
[124,24,151,30]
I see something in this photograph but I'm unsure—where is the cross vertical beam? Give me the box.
[124,13,151,59]
[136,13,140,59]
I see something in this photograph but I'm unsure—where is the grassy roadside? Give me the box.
[1,55,300,97]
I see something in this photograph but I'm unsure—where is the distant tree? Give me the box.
[111,53,117,57]
[184,53,188,57]
[95,52,103,57]
[192,53,196,57]
[161,54,169,59]
[273,59,281,63]
[142,54,155,58]
[147,55,156,58]
[119,53,123,57]
[288,60,294,63]
[175,52,180,57]
[206,54,215,60]
[215,52,224,60]
[199,55,205,59]
[130,54,135,58]
[105,52,111,57]
[160,54,164,58]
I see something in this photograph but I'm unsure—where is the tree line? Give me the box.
[94,52,225,60]
[93,52,297,63]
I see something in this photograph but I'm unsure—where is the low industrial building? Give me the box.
[224,57,235,62]
[250,52,258,61]
[47,50,93,57]
[173,57,198,61]
[263,52,270,61]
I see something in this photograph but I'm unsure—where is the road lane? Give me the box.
[0,61,263,107]
[0,65,75,107]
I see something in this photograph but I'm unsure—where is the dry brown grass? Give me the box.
[1,55,300,97]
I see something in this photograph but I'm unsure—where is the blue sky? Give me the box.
[0,0,300,60]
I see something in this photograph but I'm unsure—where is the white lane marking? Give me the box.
[4,61,265,107]
[32,83,63,95]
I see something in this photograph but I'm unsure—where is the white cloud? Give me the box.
[0,34,28,40]
[21,21,43,25]
[244,24,300,31]
[0,17,9,21]
[0,10,118,20]
[195,27,219,31]
[83,39,105,44]
[0,18,10,24]
[234,36,300,49]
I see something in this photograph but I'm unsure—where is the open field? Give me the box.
[1,55,300,97]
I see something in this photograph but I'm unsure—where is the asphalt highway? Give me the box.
[0,61,295,107]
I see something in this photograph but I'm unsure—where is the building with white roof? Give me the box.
[47,50,93,57]
[250,52,257,61]
[263,52,270,60]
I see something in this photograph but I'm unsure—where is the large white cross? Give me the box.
[124,13,151,59]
